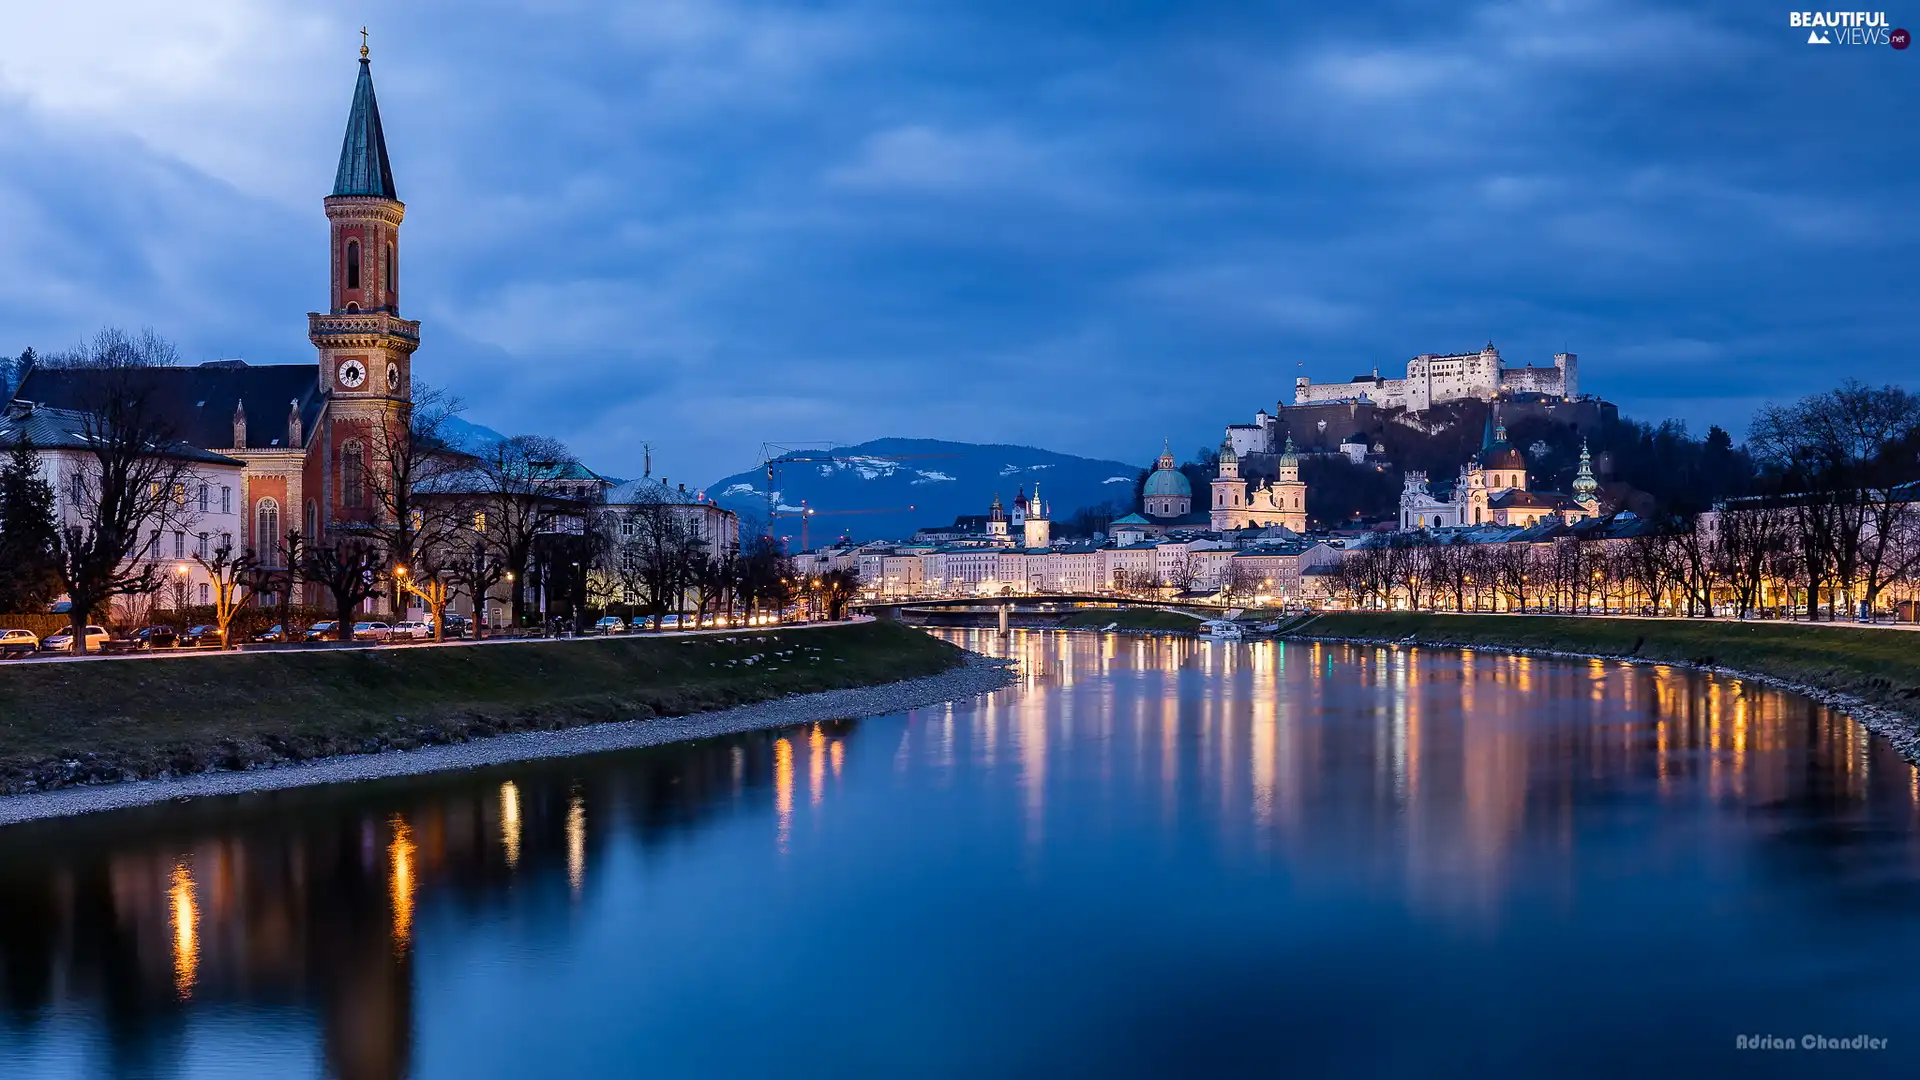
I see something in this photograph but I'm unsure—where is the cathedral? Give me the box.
[1210,435,1307,533]
[17,43,419,579]
[1399,418,1600,530]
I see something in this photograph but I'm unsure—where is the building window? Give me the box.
[305,499,318,539]
[198,484,209,512]
[346,240,360,290]
[342,439,365,509]
[69,472,84,503]
[473,511,487,533]
[257,498,280,560]
[174,531,186,558]
[385,243,395,297]
[221,486,232,514]
[197,533,209,559]
[148,532,161,559]
[199,583,209,605]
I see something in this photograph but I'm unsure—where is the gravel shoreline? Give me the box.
[0,652,1019,827]
[1291,633,1920,765]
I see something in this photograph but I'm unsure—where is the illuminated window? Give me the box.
[473,511,487,533]
[256,498,280,559]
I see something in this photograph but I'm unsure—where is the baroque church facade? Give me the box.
[18,45,419,586]
[1399,419,1600,530]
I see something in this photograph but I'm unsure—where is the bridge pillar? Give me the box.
[999,602,1010,634]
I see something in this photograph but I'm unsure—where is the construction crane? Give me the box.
[770,502,916,552]
[756,442,959,535]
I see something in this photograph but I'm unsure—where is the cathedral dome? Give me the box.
[1144,466,1192,498]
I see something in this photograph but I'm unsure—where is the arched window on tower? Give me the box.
[385,243,395,302]
[342,439,365,509]
[305,499,318,541]
[256,498,281,565]
[346,240,360,290]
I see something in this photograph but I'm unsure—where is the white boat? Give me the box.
[1199,619,1244,640]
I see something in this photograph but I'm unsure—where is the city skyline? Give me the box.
[0,2,1911,483]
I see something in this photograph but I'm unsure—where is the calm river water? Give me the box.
[3,630,1919,1079]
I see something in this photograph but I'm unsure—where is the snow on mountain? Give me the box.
[705,438,1144,545]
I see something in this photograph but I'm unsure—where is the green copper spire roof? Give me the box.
[332,57,398,199]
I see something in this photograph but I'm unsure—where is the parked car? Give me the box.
[352,621,393,642]
[593,616,626,634]
[178,624,223,648]
[441,613,473,637]
[254,623,288,643]
[305,621,340,642]
[43,625,111,652]
[658,614,681,630]
[390,621,432,641]
[129,625,179,650]
[0,628,40,657]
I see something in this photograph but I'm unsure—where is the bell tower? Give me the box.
[310,36,420,524]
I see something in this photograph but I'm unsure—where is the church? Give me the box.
[17,43,420,585]
[1399,418,1600,530]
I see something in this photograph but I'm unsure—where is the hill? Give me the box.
[704,438,1144,545]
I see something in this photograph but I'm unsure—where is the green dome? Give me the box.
[1143,467,1191,498]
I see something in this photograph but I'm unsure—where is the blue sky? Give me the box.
[0,0,1911,481]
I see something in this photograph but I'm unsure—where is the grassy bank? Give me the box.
[1057,609,1205,632]
[1289,612,1920,710]
[0,621,963,794]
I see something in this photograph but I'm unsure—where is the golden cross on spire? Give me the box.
[360,26,369,59]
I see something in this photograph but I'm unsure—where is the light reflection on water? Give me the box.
[1,628,1919,1079]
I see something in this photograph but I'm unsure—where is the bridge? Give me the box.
[854,594,1230,633]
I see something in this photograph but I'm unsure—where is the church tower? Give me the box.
[1023,484,1051,548]
[310,38,420,528]
[1571,439,1601,515]
[1274,435,1308,533]
[987,493,1009,543]
[1210,438,1249,531]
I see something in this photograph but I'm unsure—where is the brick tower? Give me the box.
[309,39,420,529]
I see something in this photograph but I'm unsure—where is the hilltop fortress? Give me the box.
[1293,343,1577,412]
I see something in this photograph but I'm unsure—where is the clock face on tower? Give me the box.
[387,364,402,392]
[337,359,367,390]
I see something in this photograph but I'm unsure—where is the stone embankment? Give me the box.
[0,652,1017,826]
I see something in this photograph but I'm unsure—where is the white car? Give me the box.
[593,616,626,634]
[390,621,433,640]
[352,621,393,642]
[43,625,111,652]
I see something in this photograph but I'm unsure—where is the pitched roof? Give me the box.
[0,403,246,466]
[16,363,324,451]
[333,59,399,199]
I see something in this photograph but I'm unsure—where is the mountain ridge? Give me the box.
[703,437,1144,544]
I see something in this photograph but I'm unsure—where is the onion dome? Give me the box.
[1278,434,1300,468]
[1572,440,1600,499]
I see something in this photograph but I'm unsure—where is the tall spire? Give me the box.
[333,42,398,200]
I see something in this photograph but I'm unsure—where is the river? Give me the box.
[2,629,1917,1078]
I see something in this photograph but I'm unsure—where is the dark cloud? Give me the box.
[0,0,1911,480]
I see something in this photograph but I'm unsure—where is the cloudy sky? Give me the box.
[0,0,1911,480]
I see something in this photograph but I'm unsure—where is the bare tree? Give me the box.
[475,435,582,627]
[50,362,208,651]
[193,541,261,648]
[302,538,385,642]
